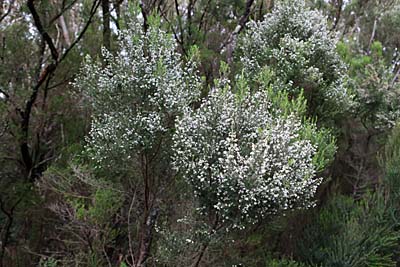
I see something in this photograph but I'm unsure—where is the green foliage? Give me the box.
[3,1,400,266]
[339,40,400,130]
[39,257,58,267]
[255,69,337,172]
[45,163,124,226]
[298,194,400,267]
[381,123,400,206]
[88,188,123,224]
[300,119,336,172]
[265,257,310,267]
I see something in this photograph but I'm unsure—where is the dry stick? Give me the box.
[258,0,264,20]
[187,0,195,45]
[368,18,378,51]
[159,13,187,56]
[103,243,113,267]
[193,243,208,267]
[0,121,7,138]
[19,63,56,177]
[113,0,123,30]
[391,66,400,87]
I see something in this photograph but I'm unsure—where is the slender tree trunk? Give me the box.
[135,207,159,267]
[0,198,21,267]
[114,0,122,30]
[59,14,71,47]
[192,217,220,267]
[193,243,208,267]
[331,0,343,30]
[102,0,111,50]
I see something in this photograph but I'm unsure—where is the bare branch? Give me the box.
[391,66,400,87]
[59,0,101,63]
[0,0,15,24]
[331,0,343,30]
[49,0,79,25]
[27,0,59,61]
[0,88,9,99]
[219,0,255,52]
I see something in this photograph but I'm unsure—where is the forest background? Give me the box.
[1,0,400,266]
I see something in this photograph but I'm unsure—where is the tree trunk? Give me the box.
[102,0,111,50]
[135,207,159,267]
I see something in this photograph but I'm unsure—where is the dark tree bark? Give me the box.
[331,0,343,30]
[0,0,15,23]
[139,1,149,33]
[114,0,123,30]
[102,0,111,50]
[0,198,22,267]
[23,0,100,181]
[135,207,159,267]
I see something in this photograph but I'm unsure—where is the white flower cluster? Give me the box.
[237,0,350,120]
[75,22,201,167]
[173,83,321,228]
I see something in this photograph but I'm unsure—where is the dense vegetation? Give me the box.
[0,0,400,266]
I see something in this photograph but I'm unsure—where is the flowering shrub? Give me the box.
[236,0,351,122]
[75,17,336,232]
[173,76,335,228]
[75,22,201,167]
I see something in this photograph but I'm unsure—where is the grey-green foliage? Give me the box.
[298,194,399,267]
[236,0,352,124]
